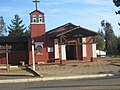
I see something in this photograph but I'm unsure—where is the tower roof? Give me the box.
[29,9,44,15]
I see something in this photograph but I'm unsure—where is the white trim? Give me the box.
[54,39,59,59]
[32,45,35,70]
[61,45,66,60]
[31,22,45,24]
[82,38,87,57]
[35,42,44,48]
[92,44,97,58]
[48,47,53,52]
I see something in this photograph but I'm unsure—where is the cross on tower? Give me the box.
[33,0,40,10]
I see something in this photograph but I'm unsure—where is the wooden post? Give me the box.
[76,44,79,60]
[0,44,11,72]
[76,37,80,60]
[6,44,9,72]
[60,36,62,64]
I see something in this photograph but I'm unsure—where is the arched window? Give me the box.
[38,15,42,23]
[32,15,37,23]
[36,45,42,54]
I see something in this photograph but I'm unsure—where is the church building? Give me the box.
[0,0,97,65]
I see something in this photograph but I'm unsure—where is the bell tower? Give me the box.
[29,0,47,65]
[30,0,45,39]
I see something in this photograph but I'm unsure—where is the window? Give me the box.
[38,15,42,23]
[32,15,37,23]
[36,45,42,54]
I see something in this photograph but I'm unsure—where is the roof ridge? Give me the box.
[46,22,77,34]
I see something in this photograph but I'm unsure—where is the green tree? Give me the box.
[113,0,120,26]
[101,20,118,55]
[96,29,105,50]
[24,25,30,36]
[117,36,120,54]
[113,0,120,7]
[0,16,7,36]
[7,14,27,36]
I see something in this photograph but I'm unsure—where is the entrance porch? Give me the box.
[46,23,98,64]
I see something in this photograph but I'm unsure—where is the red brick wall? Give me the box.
[31,24,45,38]
[0,54,6,64]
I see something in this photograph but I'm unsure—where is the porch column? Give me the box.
[82,38,87,60]
[91,43,97,62]
[54,39,59,59]
[60,45,67,64]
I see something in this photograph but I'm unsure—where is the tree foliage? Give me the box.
[113,0,120,7]
[113,0,120,26]
[25,25,30,36]
[117,37,120,54]
[101,20,118,55]
[0,16,7,36]
[96,29,105,51]
[7,14,27,36]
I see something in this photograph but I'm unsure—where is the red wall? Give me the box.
[28,43,48,64]
[29,10,48,64]
[86,37,93,61]
[0,43,29,65]
[9,51,28,65]
[0,54,6,64]
[31,24,45,38]
[30,11,45,38]
[46,38,54,62]
[30,11,45,23]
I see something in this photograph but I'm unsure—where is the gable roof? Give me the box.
[29,10,44,15]
[46,22,98,38]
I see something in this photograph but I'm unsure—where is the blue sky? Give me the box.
[0,0,119,36]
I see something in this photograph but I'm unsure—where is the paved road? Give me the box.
[0,77,120,90]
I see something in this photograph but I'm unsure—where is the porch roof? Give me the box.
[46,22,98,38]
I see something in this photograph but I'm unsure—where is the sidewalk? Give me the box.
[0,59,120,83]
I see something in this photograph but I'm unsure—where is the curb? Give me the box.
[0,73,118,84]
[27,67,42,77]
